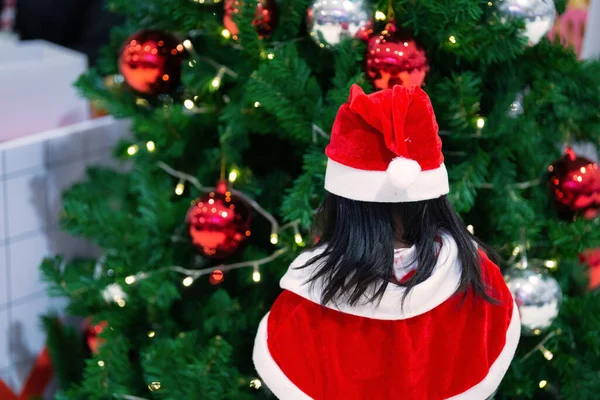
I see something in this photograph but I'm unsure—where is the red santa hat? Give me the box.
[325,84,448,202]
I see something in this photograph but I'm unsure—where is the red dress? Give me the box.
[253,233,520,399]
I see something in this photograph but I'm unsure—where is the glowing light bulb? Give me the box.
[127,144,139,156]
[449,35,457,44]
[117,299,126,307]
[534,329,541,335]
[254,101,261,108]
[539,380,547,389]
[98,360,105,367]
[541,346,554,360]
[512,246,521,256]
[252,269,261,282]
[270,233,279,245]
[175,182,185,196]
[466,225,474,234]
[222,29,231,39]
[267,53,275,60]
[476,118,486,129]
[211,76,222,88]
[295,233,303,244]
[146,141,156,152]
[250,378,262,389]
[148,331,156,338]
[544,260,557,269]
[375,11,386,21]
[183,276,194,287]
[125,275,136,285]
[228,169,239,182]
[184,99,195,109]
[148,382,161,391]
[183,39,193,49]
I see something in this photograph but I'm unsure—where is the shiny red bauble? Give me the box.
[223,0,278,39]
[83,319,108,354]
[118,30,185,95]
[366,22,429,90]
[187,181,251,259]
[548,148,600,221]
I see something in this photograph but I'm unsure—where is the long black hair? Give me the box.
[302,193,496,307]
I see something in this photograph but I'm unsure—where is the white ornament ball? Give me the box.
[102,283,128,304]
[497,0,556,46]
[306,0,370,48]
[504,264,562,335]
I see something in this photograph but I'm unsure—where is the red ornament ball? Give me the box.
[83,319,108,354]
[366,22,429,90]
[579,249,600,291]
[118,30,185,95]
[223,0,278,39]
[187,181,251,259]
[548,148,600,221]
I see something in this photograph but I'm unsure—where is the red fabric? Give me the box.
[0,347,53,400]
[326,84,442,172]
[266,251,513,400]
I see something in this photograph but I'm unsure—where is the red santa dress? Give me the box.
[253,233,520,399]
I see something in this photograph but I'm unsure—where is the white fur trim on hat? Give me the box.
[325,158,449,203]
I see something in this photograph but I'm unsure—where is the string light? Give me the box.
[189,60,196,67]
[533,329,541,335]
[466,225,474,234]
[182,39,193,50]
[148,331,156,338]
[540,345,554,360]
[148,382,161,391]
[512,246,522,256]
[184,99,195,110]
[117,299,126,307]
[125,275,136,285]
[127,144,139,156]
[254,101,261,108]
[375,11,386,20]
[294,233,303,244]
[146,141,156,152]
[544,260,557,270]
[267,53,275,60]
[183,276,194,287]
[476,117,486,129]
[252,265,261,282]
[539,380,547,389]
[250,378,262,389]
[449,35,457,44]
[270,233,279,245]
[211,76,222,88]
[228,169,239,183]
[98,360,105,367]
[175,181,185,196]
[222,29,231,39]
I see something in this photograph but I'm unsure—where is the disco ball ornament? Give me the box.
[504,263,562,335]
[366,22,429,90]
[223,0,278,39]
[118,30,185,96]
[496,0,556,46]
[187,180,251,259]
[306,0,371,48]
[548,148,600,221]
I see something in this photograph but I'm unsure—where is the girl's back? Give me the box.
[253,84,519,400]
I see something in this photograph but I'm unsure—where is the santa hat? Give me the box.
[325,84,449,203]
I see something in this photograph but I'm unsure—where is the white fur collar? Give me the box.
[279,233,462,320]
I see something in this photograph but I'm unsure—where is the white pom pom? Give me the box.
[387,157,421,189]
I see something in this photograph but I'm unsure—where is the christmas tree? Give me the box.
[41,0,600,398]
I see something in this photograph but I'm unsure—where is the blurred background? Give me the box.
[0,0,599,398]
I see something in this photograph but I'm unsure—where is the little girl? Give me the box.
[253,84,520,399]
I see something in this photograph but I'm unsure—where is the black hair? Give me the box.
[301,192,496,307]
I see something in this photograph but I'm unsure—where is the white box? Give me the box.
[0,40,89,143]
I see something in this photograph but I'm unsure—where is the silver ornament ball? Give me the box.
[508,92,524,117]
[504,264,562,335]
[307,0,370,48]
[496,0,556,46]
